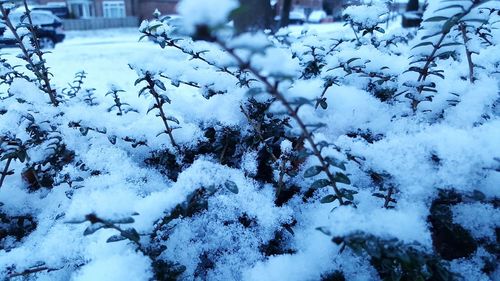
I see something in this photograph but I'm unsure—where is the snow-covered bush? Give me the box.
[0,0,499,280]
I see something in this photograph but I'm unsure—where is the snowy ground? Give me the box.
[2,24,352,95]
[0,24,353,100]
[2,28,157,94]
[2,16,409,94]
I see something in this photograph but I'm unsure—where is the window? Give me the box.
[103,1,125,18]
[68,1,94,18]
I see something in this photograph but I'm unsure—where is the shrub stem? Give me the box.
[219,41,345,205]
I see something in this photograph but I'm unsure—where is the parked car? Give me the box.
[308,10,327,24]
[32,5,70,19]
[275,10,307,26]
[0,10,65,49]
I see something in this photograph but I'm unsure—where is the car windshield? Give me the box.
[9,11,57,25]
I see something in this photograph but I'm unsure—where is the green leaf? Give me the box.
[334,172,351,185]
[424,16,449,22]
[340,188,358,201]
[166,116,180,124]
[434,4,465,13]
[375,27,385,34]
[134,77,146,86]
[112,217,135,224]
[155,79,166,91]
[147,104,158,114]
[156,131,167,138]
[107,235,127,243]
[462,18,488,24]
[343,192,354,201]
[315,226,332,236]
[440,42,462,48]
[412,41,434,49]
[421,31,442,40]
[290,97,312,106]
[121,228,140,242]
[311,179,330,189]
[435,51,455,59]
[1,153,14,161]
[325,156,346,171]
[159,94,171,104]
[224,180,239,194]
[320,195,337,204]
[284,225,295,235]
[83,223,104,236]
[138,86,149,97]
[246,87,264,96]
[16,150,27,163]
[471,190,485,201]
[79,127,89,136]
[442,18,457,33]
[296,150,312,159]
[108,135,117,145]
[148,23,163,30]
[304,166,323,178]
[65,218,88,224]
[346,57,360,64]
[319,99,328,109]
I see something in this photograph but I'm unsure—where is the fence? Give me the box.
[62,17,139,31]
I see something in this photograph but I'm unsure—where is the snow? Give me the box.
[251,47,300,77]
[1,0,499,280]
[452,202,500,241]
[73,250,153,281]
[177,0,238,33]
[343,3,388,29]
[308,10,327,23]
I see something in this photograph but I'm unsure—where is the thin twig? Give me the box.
[350,24,361,45]
[0,3,58,106]
[315,82,334,109]
[143,31,243,82]
[417,2,481,83]
[219,41,345,205]
[383,186,394,209]
[159,73,201,89]
[417,33,446,83]
[144,74,179,150]
[410,2,485,110]
[0,157,12,188]
[240,105,279,162]
[459,23,475,83]
[8,265,60,278]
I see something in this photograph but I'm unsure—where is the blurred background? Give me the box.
[0,0,426,87]
[6,0,424,32]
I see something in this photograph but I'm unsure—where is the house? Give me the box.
[33,0,416,21]
[35,0,178,19]
[274,0,350,19]
[276,0,414,20]
[135,0,178,20]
